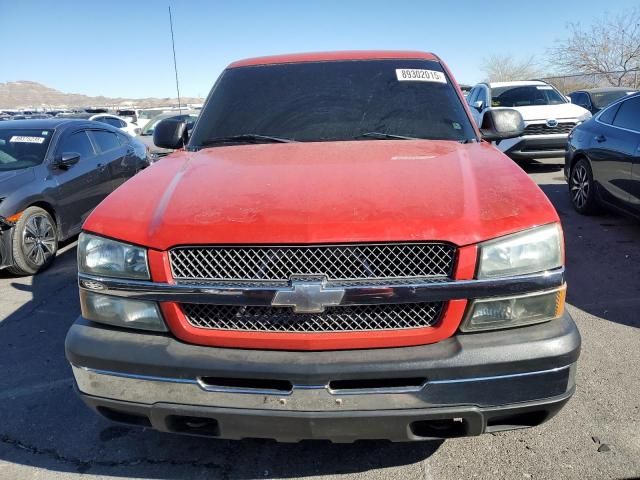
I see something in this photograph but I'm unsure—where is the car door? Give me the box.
[589,97,639,206]
[49,128,113,234]
[611,97,640,211]
[88,129,134,190]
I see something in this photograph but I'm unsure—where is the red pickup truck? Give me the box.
[66,51,580,442]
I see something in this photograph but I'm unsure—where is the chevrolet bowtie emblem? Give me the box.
[271,280,345,313]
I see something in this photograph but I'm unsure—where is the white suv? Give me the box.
[467,80,591,160]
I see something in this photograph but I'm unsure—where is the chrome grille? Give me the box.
[170,243,456,282]
[181,302,444,333]
[523,122,575,135]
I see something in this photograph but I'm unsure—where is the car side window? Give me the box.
[90,130,121,152]
[612,97,640,132]
[98,117,124,128]
[116,132,131,145]
[477,87,488,109]
[467,88,478,106]
[58,130,95,158]
[571,92,585,106]
[598,103,620,125]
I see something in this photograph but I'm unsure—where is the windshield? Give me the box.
[190,59,476,147]
[592,90,637,109]
[138,109,166,120]
[142,114,199,135]
[0,129,53,171]
[491,85,567,107]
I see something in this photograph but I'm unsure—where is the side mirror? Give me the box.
[153,118,188,149]
[480,108,524,141]
[54,152,80,169]
[472,100,484,112]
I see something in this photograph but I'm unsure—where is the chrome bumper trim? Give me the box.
[78,268,565,306]
[72,364,574,412]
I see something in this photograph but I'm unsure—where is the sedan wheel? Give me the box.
[569,158,600,215]
[8,206,59,276]
[22,214,57,266]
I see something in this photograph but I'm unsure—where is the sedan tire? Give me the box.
[8,206,58,276]
[569,158,601,215]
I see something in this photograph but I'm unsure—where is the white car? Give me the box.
[90,114,142,136]
[467,80,591,160]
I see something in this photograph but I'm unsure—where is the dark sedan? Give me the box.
[0,119,148,275]
[569,87,638,115]
[565,93,640,217]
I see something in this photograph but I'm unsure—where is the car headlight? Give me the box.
[461,286,566,332]
[80,290,167,332]
[78,233,149,279]
[477,224,563,279]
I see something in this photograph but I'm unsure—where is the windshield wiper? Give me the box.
[199,134,297,147]
[354,132,421,141]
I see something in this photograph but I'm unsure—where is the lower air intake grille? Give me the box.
[181,302,444,333]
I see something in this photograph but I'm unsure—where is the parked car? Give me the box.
[564,92,640,217]
[138,111,199,160]
[66,51,579,442]
[569,87,638,115]
[90,114,142,136]
[467,80,591,161]
[9,114,52,120]
[0,119,148,275]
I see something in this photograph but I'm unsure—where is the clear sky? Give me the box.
[1,0,637,98]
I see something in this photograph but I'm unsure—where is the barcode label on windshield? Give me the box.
[9,136,46,144]
[395,69,447,84]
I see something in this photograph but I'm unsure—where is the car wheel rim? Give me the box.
[22,214,56,266]
[571,164,590,209]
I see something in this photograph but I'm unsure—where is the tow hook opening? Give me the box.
[198,376,293,393]
[328,377,426,392]
[166,415,220,437]
[485,410,549,432]
[410,418,469,438]
[96,406,151,427]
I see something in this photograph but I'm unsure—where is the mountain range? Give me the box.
[0,81,203,109]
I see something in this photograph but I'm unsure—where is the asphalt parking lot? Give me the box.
[0,158,639,480]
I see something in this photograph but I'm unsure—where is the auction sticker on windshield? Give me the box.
[9,136,46,144]
[396,69,446,83]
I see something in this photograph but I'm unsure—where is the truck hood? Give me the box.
[509,103,590,121]
[83,140,559,250]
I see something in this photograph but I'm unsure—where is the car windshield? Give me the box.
[591,90,637,109]
[0,129,53,171]
[491,85,567,107]
[190,59,476,147]
[138,110,166,120]
[142,114,198,136]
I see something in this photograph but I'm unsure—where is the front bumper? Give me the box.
[504,134,569,160]
[66,313,580,442]
[0,223,14,269]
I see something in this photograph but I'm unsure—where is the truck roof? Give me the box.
[229,50,439,68]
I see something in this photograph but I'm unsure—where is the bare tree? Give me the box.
[548,8,640,87]
[482,54,540,82]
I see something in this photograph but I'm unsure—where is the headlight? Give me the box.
[461,286,566,332]
[78,233,149,279]
[477,224,563,279]
[576,111,591,125]
[80,290,166,332]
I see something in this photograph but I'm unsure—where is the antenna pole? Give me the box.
[168,6,182,113]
